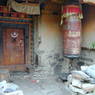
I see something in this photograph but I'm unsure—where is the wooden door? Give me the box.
[3,28,25,65]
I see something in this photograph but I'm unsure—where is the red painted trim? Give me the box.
[0,21,32,24]
[62,5,82,14]
[0,16,32,20]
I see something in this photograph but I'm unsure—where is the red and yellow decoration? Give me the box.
[61,5,83,25]
[0,6,29,18]
[0,6,32,24]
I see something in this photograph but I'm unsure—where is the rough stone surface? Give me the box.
[10,71,71,95]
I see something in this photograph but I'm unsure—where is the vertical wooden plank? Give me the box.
[0,28,3,64]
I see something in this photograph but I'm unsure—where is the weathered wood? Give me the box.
[3,28,25,65]
[0,23,31,71]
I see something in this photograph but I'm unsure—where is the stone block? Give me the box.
[0,69,10,81]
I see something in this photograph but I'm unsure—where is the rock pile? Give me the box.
[67,65,95,95]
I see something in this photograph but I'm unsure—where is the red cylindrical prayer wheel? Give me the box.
[62,5,83,58]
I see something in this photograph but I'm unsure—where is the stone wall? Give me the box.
[33,2,68,76]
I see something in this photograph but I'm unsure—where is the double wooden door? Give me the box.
[3,28,25,65]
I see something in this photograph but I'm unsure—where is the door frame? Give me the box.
[0,23,29,67]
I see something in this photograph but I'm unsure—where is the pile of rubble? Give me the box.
[67,65,95,95]
[0,69,24,95]
[0,80,24,95]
